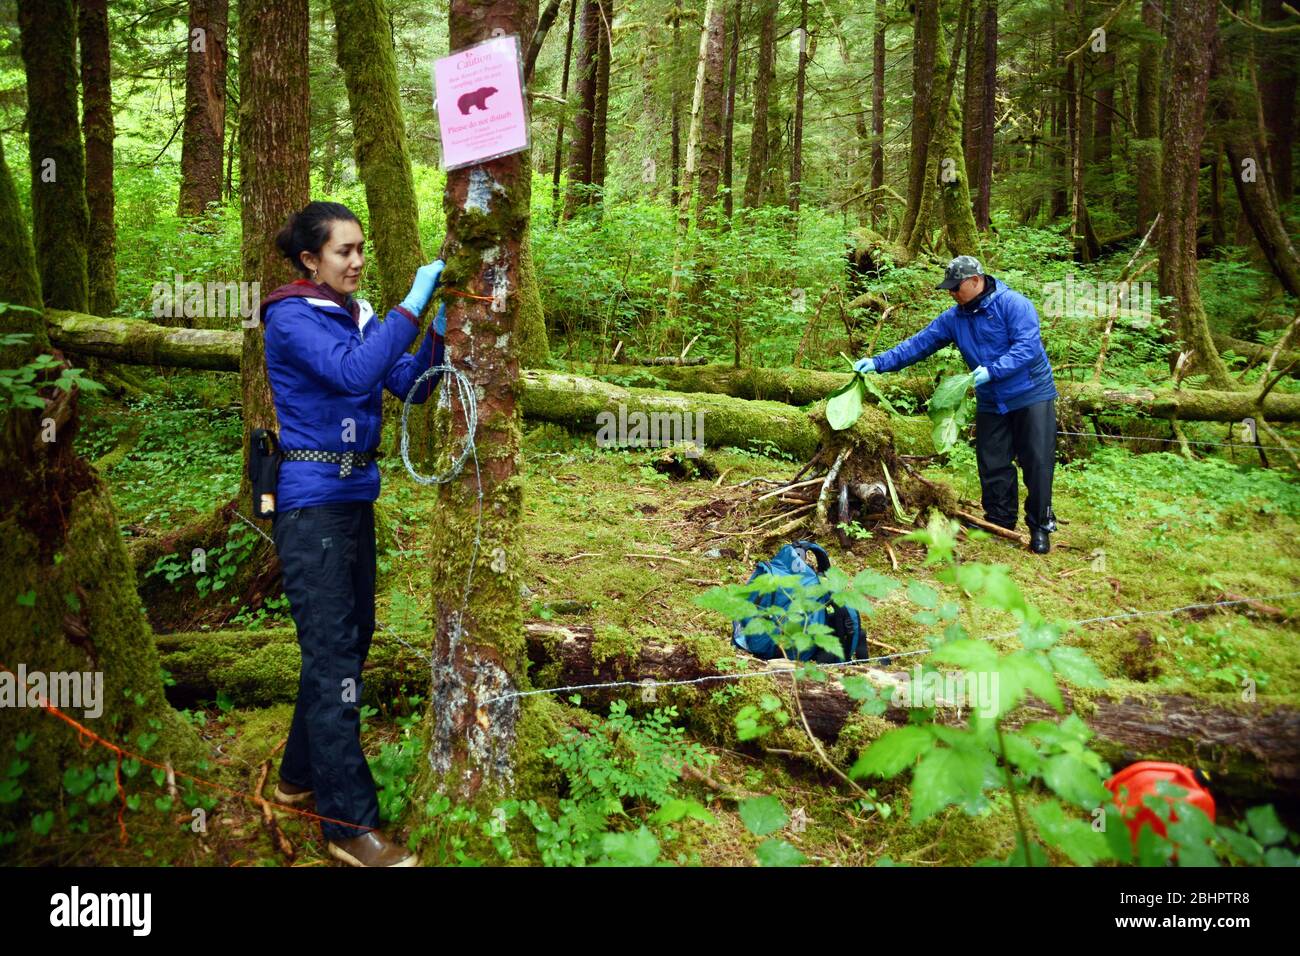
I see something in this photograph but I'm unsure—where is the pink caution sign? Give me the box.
[433,34,530,171]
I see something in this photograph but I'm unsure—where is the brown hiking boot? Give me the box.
[327,831,418,867]
[273,779,314,806]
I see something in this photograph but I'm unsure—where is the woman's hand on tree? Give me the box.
[400,259,445,317]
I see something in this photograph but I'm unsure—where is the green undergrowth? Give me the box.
[51,382,1300,866]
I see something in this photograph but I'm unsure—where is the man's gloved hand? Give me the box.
[432,301,447,337]
[973,366,991,386]
[400,259,445,317]
[854,357,876,374]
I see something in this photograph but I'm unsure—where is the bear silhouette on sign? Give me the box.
[457,86,498,115]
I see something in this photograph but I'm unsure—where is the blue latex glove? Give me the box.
[973,365,991,386]
[432,301,447,337]
[854,357,876,374]
[400,259,445,317]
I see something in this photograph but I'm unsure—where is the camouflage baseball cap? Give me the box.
[935,255,983,290]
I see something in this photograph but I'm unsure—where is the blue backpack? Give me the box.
[731,540,864,663]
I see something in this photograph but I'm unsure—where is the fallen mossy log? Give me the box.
[157,624,1300,798]
[518,369,825,459]
[1213,333,1300,375]
[43,310,1300,424]
[522,623,1300,800]
[46,308,245,371]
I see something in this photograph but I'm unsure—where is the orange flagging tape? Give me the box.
[443,287,495,303]
[0,659,378,845]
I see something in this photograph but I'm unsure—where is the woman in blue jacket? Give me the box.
[259,201,445,866]
[855,255,1058,553]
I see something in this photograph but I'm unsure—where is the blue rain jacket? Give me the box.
[871,275,1057,414]
[260,281,443,510]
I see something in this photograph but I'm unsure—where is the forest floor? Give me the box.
[16,373,1299,867]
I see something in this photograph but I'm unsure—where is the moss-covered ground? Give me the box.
[5,374,1296,867]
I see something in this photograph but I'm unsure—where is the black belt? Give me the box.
[281,447,382,478]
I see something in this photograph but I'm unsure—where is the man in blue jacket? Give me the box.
[855,256,1058,553]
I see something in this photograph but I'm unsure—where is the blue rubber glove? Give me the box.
[973,366,991,386]
[854,357,876,374]
[432,301,447,337]
[400,259,445,317]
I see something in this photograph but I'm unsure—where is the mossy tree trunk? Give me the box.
[563,0,599,221]
[410,0,536,813]
[0,135,202,827]
[789,0,807,220]
[177,0,229,219]
[905,0,978,260]
[1157,0,1232,389]
[694,0,727,230]
[898,0,938,247]
[1134,0,1162,238]
[17,0,89,313]
[78,0,119,317]
[331,0,425,316]
[1213,31,1300,300]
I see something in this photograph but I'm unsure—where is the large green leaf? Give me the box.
[849,725,932,779]
[927,372,976,454]
[1031,801,1113,866]
[826,375,865,430]
[738,795,788,836]
[910,745,995,824]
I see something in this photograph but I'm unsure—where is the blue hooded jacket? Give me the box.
[260,280,443,511]
[871,275,1057,414]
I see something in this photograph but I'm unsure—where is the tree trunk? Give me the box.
[962,0,996,231]
[0,134,202,828]
[177,0,228,218]
[721,0,739,221]
[870,0,885,228]
[409,0,536,811]
[589,0,612,210]
[743,0,776,209]
[695,0,728,229]
[551,0,578,226]
[563,0,599,220]
[1134,0,1162,237]
[331,0,425,316]
[898,0,938,245]
[789,0,808,220]
[78,0,118,318]
[670,7,682,210]
[1092,49,1115,191]
[239,0,309,513]
[1158,0,1232,388]
[666,0,719,326]
[907,0,978,259]
[1257,0,1296,204]
[1214,36,1300,299]
[17,0,89,312]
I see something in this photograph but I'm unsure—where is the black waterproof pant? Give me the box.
[271,501,380,843]
[974,398,1057,533]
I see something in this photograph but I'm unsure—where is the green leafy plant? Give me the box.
[927,372,976,454]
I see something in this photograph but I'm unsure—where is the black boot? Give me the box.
[1030,528,1051,554]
